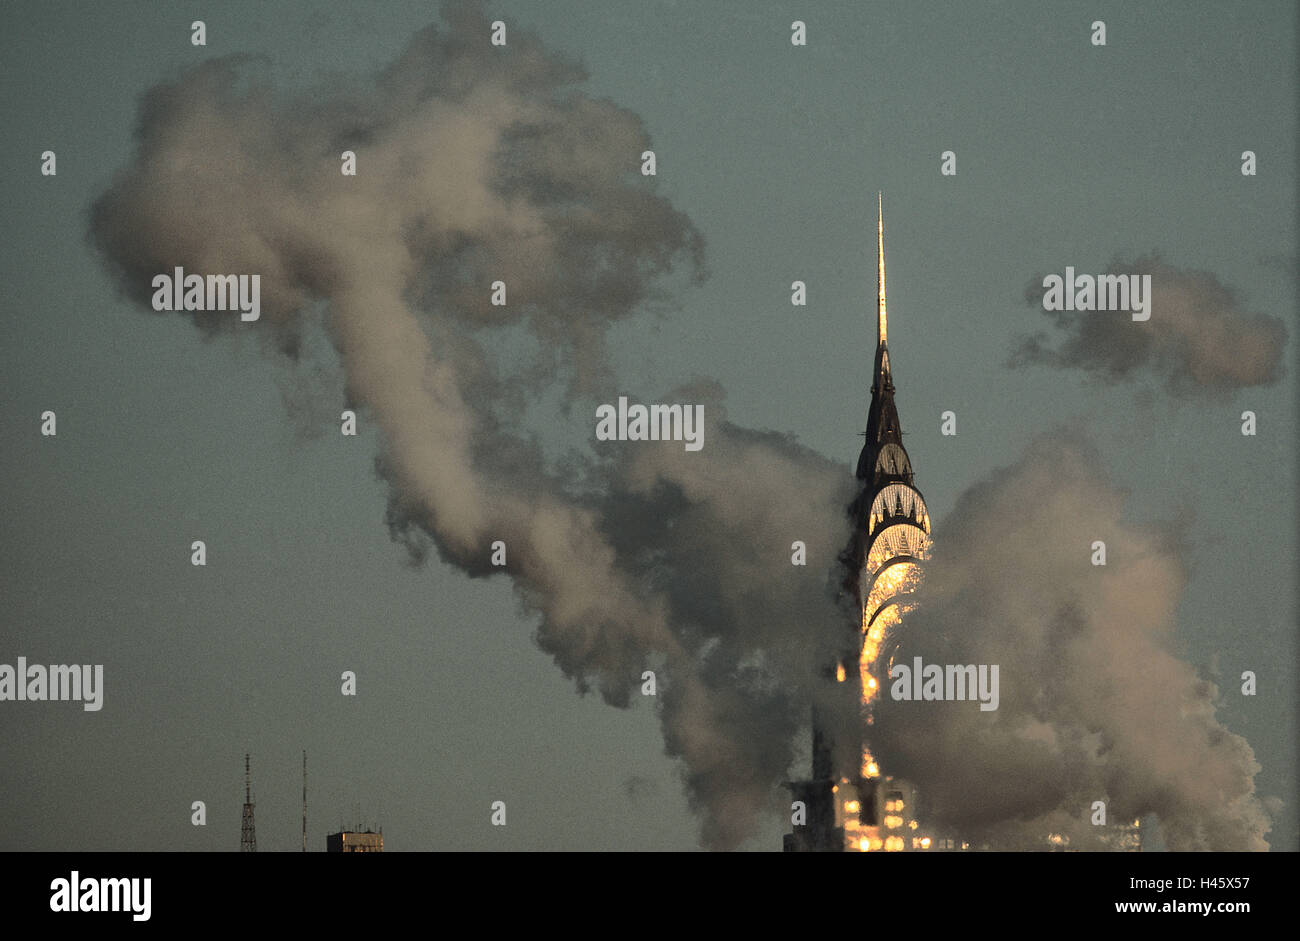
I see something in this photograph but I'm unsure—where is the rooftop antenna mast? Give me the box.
[240,753,257,852]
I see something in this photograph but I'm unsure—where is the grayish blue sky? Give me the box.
[1,1,1294,849]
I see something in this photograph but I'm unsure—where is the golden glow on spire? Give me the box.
[877,192,887,348]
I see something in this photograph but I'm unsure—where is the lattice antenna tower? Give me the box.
[240,753,257,852]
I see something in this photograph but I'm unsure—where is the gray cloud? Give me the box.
[89,0,842,849]
[868,430,1274,850]
[1012,255,1287,396]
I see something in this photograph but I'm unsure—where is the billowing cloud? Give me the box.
[869,430,1273,850]
[1012,255,1287,396]
[89,0,849,849]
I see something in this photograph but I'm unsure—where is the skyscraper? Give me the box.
[786,195,930,852]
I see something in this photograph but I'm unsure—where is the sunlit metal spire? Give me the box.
[877,192,887,348]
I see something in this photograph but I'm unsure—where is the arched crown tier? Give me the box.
[873,442,913,480]
[864,523,931,577]
[862,559,924,628]
[868,483,930,536]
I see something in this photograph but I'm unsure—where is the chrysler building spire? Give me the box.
[787,196,931,852]
[872,195,894,399]
[877,191,887,349]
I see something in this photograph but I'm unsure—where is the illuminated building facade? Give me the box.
[326,829,384,853]
[786,196,931,852]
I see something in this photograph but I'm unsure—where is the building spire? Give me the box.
[877,191,887,348]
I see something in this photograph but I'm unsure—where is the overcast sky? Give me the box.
[1,0,1294,850]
